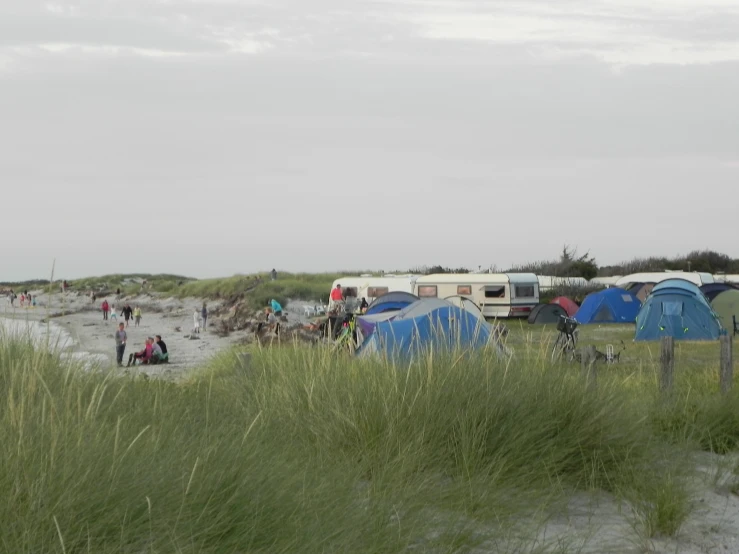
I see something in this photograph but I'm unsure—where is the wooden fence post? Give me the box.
[720,334,733,394]
[581,345,597,390]
[660,336,674,394]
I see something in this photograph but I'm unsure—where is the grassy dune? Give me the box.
[3,322,739,552]
[2,272,346,308]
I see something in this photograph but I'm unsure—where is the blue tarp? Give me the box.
[573,288,641,324]
[635,283,722,341]
[356,299,495,360]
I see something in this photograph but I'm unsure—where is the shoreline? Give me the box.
[2,291,241,378]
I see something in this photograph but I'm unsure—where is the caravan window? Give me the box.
[367,287,388,298]
[343,287,358,298]
[484,286,505,298]
[514,285,535,298]
[418,285,438,298]
[457,285,472,295]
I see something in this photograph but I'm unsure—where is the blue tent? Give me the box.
[635,279,722,341]
[365,291,419,315]
[574,288,641,324]
[700,283,738,302]
[356,299,498,360]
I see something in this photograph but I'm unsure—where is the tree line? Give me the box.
[414,247,739,280]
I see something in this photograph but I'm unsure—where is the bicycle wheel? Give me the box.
[551,333,565,362]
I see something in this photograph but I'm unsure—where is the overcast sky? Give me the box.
[1,0,738,281]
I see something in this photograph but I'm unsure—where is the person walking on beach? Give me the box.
[133,306,142,327]
[122,304,132,327]
[101,299,110,321]
[110,305,117,322]
[201,303,208,332]
[114,322,127,367]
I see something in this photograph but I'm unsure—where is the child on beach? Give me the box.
[133,306,142,327]
[110,305,117,322]
[193,310,201,334]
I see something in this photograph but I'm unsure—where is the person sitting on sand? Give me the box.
[270,299,283,318]
[149,336,164,363]
[127,338,153,366]
[154,335,169,363]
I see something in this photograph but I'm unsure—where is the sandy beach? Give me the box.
[1,289,316,378]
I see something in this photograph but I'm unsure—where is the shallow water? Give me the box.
[0,316,109,367]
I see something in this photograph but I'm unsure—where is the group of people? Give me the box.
[192,303,208,333]
[114,323,169,367]
[5,289,37,308]
[101,301,141,326]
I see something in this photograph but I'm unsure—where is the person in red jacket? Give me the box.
[101,299,110,321]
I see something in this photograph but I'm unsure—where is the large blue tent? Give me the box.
[364,291,419,315]
[635,279,722,341]
[573,288,641,324]
[356,299,500,360]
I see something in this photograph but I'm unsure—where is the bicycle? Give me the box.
[550,315,579,363]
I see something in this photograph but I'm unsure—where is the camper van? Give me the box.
[412,273,539,319]
[328,274,420,308]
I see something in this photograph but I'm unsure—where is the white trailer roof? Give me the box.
[615,272,714,288]
[415,273,537,284]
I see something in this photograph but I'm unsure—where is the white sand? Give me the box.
[1,290,243,378]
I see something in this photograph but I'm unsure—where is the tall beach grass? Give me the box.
[2,330,737,552]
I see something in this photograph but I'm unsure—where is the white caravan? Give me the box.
[589,276,622,288]
[413,273,539,319]
[328,274,420,306]
[615,272,714,289]
[537,275,589,292]
[714,274,739,285]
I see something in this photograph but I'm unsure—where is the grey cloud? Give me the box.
[0,13,225,53]
[0,0,738,280]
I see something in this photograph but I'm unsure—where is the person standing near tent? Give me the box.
[331,284,344,304]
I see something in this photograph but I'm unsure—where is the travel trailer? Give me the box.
[328,274,420,308]
[615,272,714,289]
[537,276,589,292]
[412,273,539,318]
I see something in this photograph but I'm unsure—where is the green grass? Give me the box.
[3,272,353,310]
[7,320,738,551]
[173,272,346,307]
